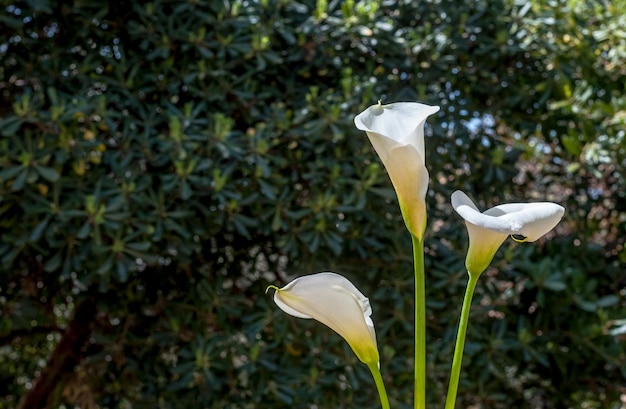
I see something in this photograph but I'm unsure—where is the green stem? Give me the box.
[368,363,391,409]
[412,235,426,409]
[444,273,479,409]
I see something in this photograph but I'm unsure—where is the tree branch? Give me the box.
[17,299,97,409]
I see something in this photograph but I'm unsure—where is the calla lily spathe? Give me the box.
[451,190,565,276]
[355,101,440,240]
[268,272,379,366]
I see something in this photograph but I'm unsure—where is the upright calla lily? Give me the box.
[444,191,565,409]
[267,272,379,366]
[451,190,565,276]
[356,101,439,409]
[354,101,440,240]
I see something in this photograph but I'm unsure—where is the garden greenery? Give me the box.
[1,0,624,408]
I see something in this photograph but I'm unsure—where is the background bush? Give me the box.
[0,0,624,408]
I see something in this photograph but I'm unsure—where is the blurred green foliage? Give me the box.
[0,0,624,408]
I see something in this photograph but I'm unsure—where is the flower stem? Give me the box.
[412,235,426,409]
[368,363,391,409]
[444,273,479,409]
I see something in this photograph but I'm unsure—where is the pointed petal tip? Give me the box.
[451,190,480,213]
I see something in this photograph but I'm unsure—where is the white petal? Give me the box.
[489,202,565,241]
[274,272,366,319]
[273,292,311,319]
[355,102,438,239]
[271,272,379,365]
[463,221,509,275]
[451,191,564,241]
[354,102,440,160]
[452,190,515,233]
[451,190,564,275]
[451,190,479,211]
[382,144,430,237]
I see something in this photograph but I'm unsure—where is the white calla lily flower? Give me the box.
[355,101,440,239]
[268,272,379,366]
[451,190,565,276]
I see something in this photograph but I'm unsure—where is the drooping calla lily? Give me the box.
[355,101,440,240]
[451,190,565,276]
[267,272,379,366]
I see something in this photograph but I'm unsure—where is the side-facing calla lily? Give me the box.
[355,101,440,240]
[267,272,379,366]
[451,190,565,276]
